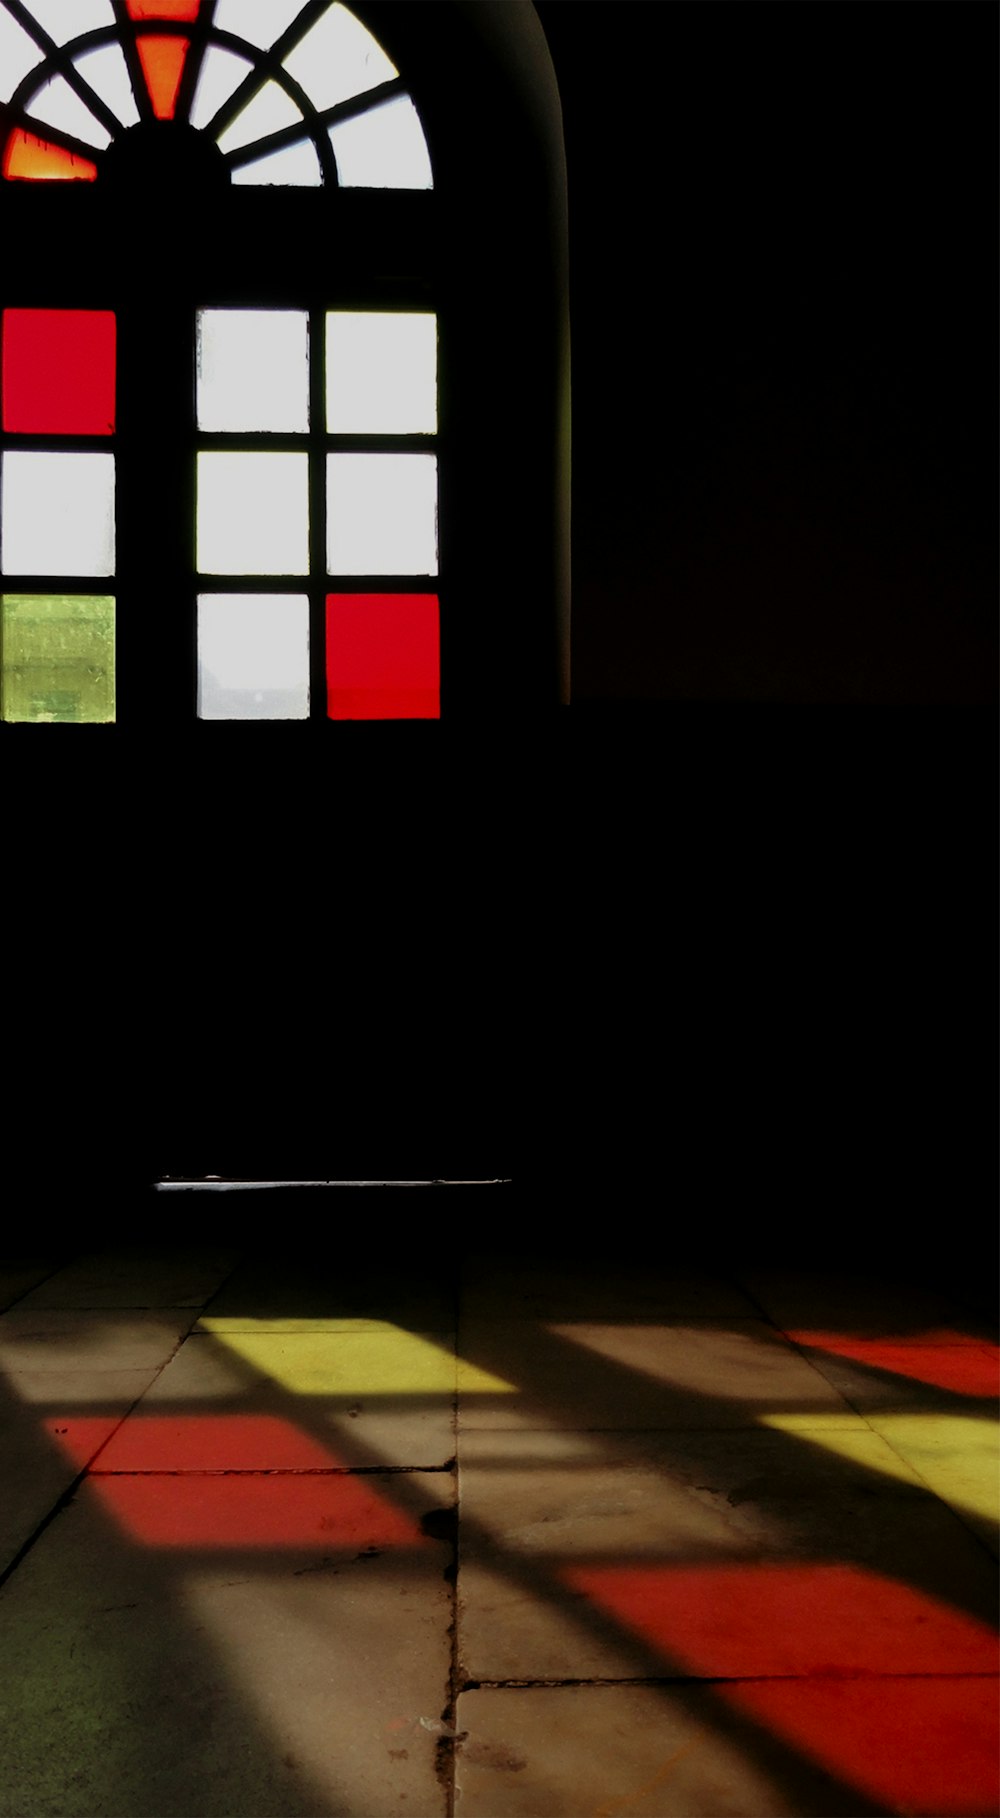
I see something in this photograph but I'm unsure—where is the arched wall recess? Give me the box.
[0,0,569,732]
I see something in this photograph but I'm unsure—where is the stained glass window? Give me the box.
[1,1,440,724]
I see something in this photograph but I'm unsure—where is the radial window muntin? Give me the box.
[0,2,433,189]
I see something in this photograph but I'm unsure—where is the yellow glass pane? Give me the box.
[1,593,114,723]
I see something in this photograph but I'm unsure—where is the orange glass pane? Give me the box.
[2,129,97,182]
[136,34,190,119]
[326,593,440,720]
[126,0,200,18]
[3,309,115,435]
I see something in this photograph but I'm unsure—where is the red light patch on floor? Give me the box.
[561,1561,999,1677]
[785,1331,1000,1398]
[84,1470,428,1549]
[2,130,97,181]
[2,308,116,435]
[90,1413,342,1472]
[44,1417,120,1468]
[725,1675,1000,1818]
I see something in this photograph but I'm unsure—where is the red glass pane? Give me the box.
[2,129,97,182]
[136,34,190,119]
[126,0,200,18]
[2,309,116,435]
[326,593,440,720]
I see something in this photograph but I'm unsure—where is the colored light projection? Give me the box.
[786,1328,1000,1399]
[10,1297,999,1818]
[1,1,433,188]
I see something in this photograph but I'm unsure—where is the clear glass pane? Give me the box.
[22,73,111,149]
[73,44,141,129]
[230,137,321,186]
[25,0,116,43]
[217,80,301,154]
[3,308,116,436]
[326,592,439,720]
[190,44,252,130]
[326,311,435,433]
[283,3,396,112]
[1,592,114,723]
[197,452,309,575]
[0,11,43,103]
[197,309,308,432]
[329,94,432,190]
[198,593,308,718]
[213,0,307,50]
[1,451,115,576]
[327,454,437,576]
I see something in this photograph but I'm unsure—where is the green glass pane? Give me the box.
[1,594,115,723]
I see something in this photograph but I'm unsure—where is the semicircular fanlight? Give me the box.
[0,0,433,188]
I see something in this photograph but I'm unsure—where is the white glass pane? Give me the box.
[190,44,252,131]
[73,44,140,129]
[22,0,116,44]
[284,3,396,112]
[0,11,41,101]
[197,310,309,432]
[217,80,302,154]
[329,94,432,190]
[213,0,307,51]
[198,593,309,719]
[327,312,436,434]
[230,137,321,186]
[327,454,437,576]
[22,73,111,148]
[2,451,115,577]
[197,453,309,575]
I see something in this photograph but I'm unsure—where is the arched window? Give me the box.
[0,0,569,729]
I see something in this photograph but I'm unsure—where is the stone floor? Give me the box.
[0,1235,996,1817]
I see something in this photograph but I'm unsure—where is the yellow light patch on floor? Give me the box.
[866,1413,1000,1531]
[204,1320,515,1396]
[751,1410,868,1433]
[755,1417,927,1488]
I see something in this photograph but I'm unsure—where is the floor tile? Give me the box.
[0,1261,61,1312]
[0,1479,451,1817]
[737,1270,992,1339]
[15,1247,240,1310]
[0,1379,144,1572]
[0,1308,196,1372]
[454,1684,884,1817]
[201,1257,456,1330]
[458,1320,864,1431]
[457,1428,998,1682]
[136,1333,457,1467]
[461,1256,758,1320]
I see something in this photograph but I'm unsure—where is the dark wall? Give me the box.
[536,0,995,707]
